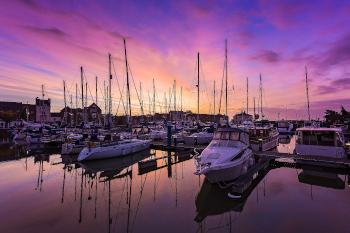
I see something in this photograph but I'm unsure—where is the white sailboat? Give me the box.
[194,127,254,183]
[78,39,150,161]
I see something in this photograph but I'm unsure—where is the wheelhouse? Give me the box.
[296,128,344,147]
[212,128,249,145]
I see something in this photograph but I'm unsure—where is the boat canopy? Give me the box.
[296,128,344,147]
[213,127,249,145]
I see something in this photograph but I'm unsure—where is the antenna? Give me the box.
[305,66,311,121]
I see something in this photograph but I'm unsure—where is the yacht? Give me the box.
[77,139,151,161]
[194,127,254,183]
[184,127,214,145]
[247,122,279,151]
[295,127,346,158]
[277,120,294,134]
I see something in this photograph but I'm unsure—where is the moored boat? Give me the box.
[77,139,151,161]
[194,127,254,183]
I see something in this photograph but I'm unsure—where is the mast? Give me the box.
[197,52,200,123]
[259,73,263,119]
[108,53,112,128]
[123,39,132,127]
[213,80,216,121]
[153,78,155,115]
[75,83,78,126]
[140,82,143,115]
[95,76,98,105]
[225,39,228,118]
[85,82,88,111]
[253,97,256,121]
[63,80,67,125]
[180,86,183,112]
[305,66,311,121]
[80,67,84,124]
[246,77,248,114]
[174,80,176,112]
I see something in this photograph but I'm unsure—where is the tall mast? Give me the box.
[95,76,98,105]
[85,82,88,110]
[197,52,200,123]
[153,78,155,115]
[180,86,183,112]
[123,39,132,126]
[174,80,176,112]
[80,66,84,124]
[75,83,78,126]
[246,77,248,114]
[253,97,256,121]
[63,80,67,124]
[213,80,216,121]
[108,53,112,128]
[140,82,143,115]
[225,39,228,118]
[259,73,263,119]
[305,66,311,121]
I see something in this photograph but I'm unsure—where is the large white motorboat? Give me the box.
[277,120,294,134]
[194,127,255,183]
[247,122,279,151]
[77,139,151,161]
[295,127,346,158]
[184,127,214,145]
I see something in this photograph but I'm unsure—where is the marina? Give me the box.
[1,0,350,232]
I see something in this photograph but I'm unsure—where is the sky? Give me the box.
[0,0,350,120]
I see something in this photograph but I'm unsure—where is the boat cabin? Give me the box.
[212,128,249,145]
[296,128,344,147]
[248,126,278,140]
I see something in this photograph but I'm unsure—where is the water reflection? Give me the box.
[1,139,350,233]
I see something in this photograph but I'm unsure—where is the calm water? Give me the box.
[1,136,350,233]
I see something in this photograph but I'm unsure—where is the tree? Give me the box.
[324,109,342,124]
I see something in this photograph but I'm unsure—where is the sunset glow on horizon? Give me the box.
[1,0,350,120]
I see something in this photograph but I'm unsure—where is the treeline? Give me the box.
[324,106,350,125]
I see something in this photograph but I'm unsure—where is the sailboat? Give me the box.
[183,52,213,145]
[78,39,151,162]
[246,74,279,151]
[294,67,346,159]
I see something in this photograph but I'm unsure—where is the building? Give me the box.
[0,98,51,123]
[35,97,51,123]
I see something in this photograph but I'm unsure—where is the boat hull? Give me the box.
[78,140,151,161]
[251,134,279,151]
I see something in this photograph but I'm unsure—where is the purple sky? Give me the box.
[1,0,350,119]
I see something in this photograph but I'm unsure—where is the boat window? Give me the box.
[302,131,335,146]
[213,132,221,140]
[230,132,239,141]
[221,132,230,140]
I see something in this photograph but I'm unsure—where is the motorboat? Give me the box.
[277,120,294,134]
[77,139,151,161]
[247,122,279,151]
[194,127,254,183]
[184,127,214,145]
[295,127,346,158]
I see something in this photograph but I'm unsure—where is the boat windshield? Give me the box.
[297,130,337,146]
[211,130,248,145]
